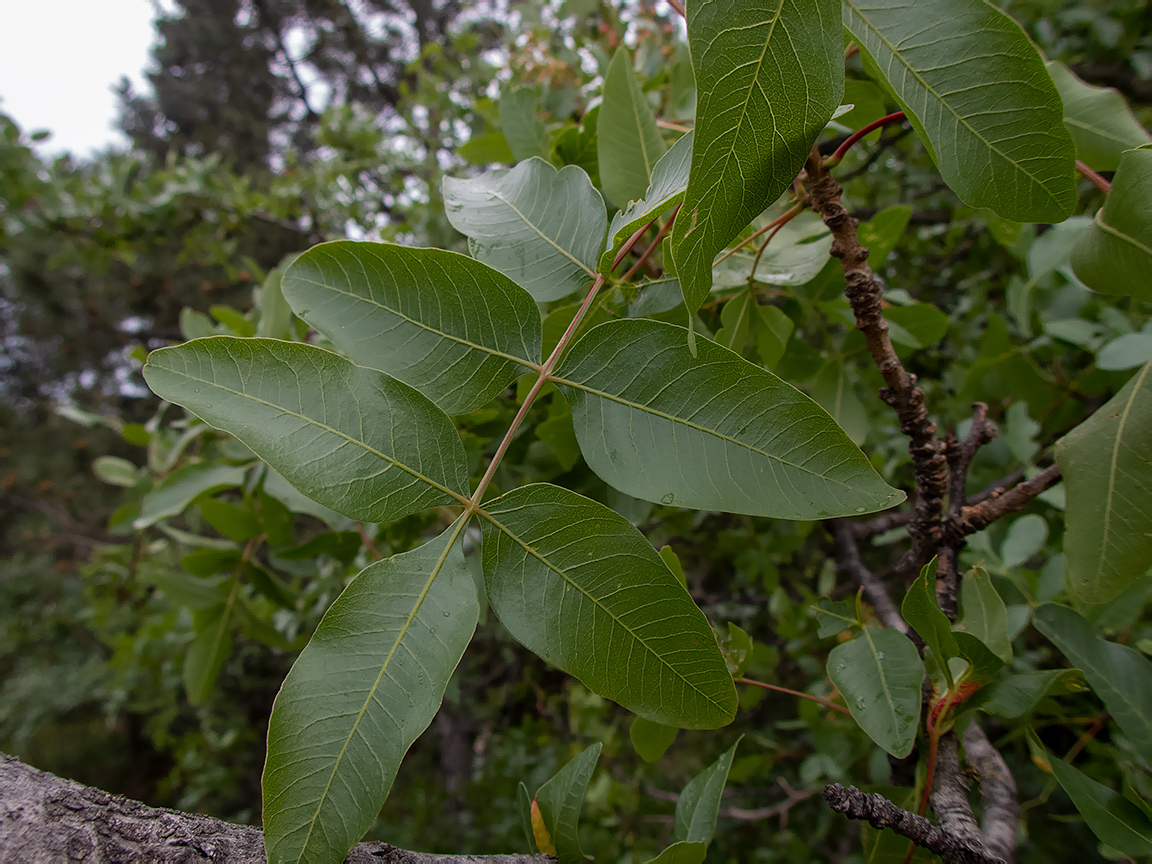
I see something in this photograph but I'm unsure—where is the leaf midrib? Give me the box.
[844,0,1064,209]
[148,359,470,507]
[295,518,466,862]
[480,507,730,718]
[1090,362,1151,592]
[551,374,858,487]
[289,274,539,370]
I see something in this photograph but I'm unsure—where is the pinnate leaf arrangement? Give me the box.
[135,1,1152,861]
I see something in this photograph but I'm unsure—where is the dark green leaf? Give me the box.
[844,0,1075,222]
[643,841,707,864]
[812,599,858,638]
[479,483,737,729]
[1046,62,1151,172]
[670,0,843,314]
[185,601,235,705]
[598,47,666,207]
[901,558,958,680]
[199,497,261,542]
[674,737,741,845]
[1049,756,1152,856]
[1034,604,1152,763]
[555,320,903,519]
[499,89,549,161]
[534,743,602,864]
[828,627,923,757]
[1056,362,1152,603]
[262,520,478,864]
[459,131,515,165]
[956,567,1012,664]
[143,338,470,524]
[971,669,1079,719]
[135,462,249,530]
[282,242,541,414]
[1072,147,1152,300]
[631,716,679,762]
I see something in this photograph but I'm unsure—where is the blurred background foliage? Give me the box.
[1,1,1150,861]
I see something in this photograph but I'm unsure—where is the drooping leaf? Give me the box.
[901,558,958,680]
[1048,756,1152,856]
[970,669,1080,719]
[1046,62,1151,172]
[1097,332,1152,371]
[827,627,923,758]
[843,0,1076,222]
[499,88,550,161]
[143,338,469,523]
[554,319,904,519]
[1034,604,1152,763]
[92,455,139,487]
[281,242,540,414]
[670,0,843,315]
[674,737,741,845]
[1056,362,1152,603]
[631,716,679,762]
[262,521,478,864]
[533,742,602,864]
[601,131,693,273]
[643,841,708,864]
[956,567,1012,664]
[135,462,249,529]
[1071,146,1152,301]
[442,158,606,302]
[1000,513,1047,568]
[953,631,1007,682]
[479,483,737,729]
[598,47,667,207]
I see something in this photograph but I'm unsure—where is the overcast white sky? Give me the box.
[0,0,158,156]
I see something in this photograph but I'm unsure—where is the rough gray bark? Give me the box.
[0,754,554,864]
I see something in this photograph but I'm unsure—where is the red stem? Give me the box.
[619,203,681,283]
[737,676,851,715]
[827,111,907,167]
[1076,159,1111,194]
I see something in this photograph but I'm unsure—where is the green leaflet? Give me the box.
[956,567,1012,664]
[827,627,923,758]
[262,520,478,864]
[1047,751,1152,856]
[631,716,679,762]
[281,242,541,414]
[674,738,741,845]
[598,47,667,208]
[1046,62,1151,172]
[442,158,607,302]
[479,483,737,729]
[1056,361,1152,604]
[533,743,601,864]
[900,558,957,685]
[643,842,707,864]
[1034,604,1152,764]
[844,0,1075,222]
[1071,146,1152,301]
[143,338,469,523]
[554,319,904,519]
[134,462,249,529]
[670,0,843,316]
[600,131,693,274]
[499,88,550,161]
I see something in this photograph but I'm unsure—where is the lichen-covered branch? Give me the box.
[806,151,948,578]
[824,782,1005,864]
[0,754,554,864]
[964,723,1018,864]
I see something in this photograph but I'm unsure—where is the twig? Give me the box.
[713,201,805,266]
[824,783,1005,864]
[1075,160,1111,194]
[737,676,851,715]
[937,405,999,618]
[828,519,908,634]
[805,150,948,580]
[849,508,911,539]
[963,723,1018,864]
[946,465,1062,543]
[825,111,907,168]
[619,203,680,283]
